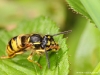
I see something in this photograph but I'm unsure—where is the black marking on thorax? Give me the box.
[29,34,42,49]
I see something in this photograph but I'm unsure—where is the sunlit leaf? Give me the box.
[0,16,69,75]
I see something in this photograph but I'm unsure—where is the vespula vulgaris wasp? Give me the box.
[0,30,72,68]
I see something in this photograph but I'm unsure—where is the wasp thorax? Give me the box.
[29,34,42,48]
[29,34,42,43]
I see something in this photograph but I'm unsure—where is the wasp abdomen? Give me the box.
[6,35,29,57]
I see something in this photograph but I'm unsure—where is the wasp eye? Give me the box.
[41,36,47,48]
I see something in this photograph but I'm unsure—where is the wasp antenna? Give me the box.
[52,30,72,36]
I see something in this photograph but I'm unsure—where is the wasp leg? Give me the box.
[27,51,42,68]
[0,50,25,59]
[36,49,50,68]
[0,53,16,59]
[35,49,45,55]
[0,56,11,59]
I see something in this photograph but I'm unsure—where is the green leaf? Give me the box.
[80,0,100,30]
[75,22,95,71]
[92,62,100,75]
[66,0,100,30]
[0,16,69,75]
[74,21,100,75]
[66,0,92,21]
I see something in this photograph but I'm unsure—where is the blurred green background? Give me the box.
[0,0,100,75]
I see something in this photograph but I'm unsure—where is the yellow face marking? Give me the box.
[48,36,51,39]
[51,41,55,44]
[47,41,50,46]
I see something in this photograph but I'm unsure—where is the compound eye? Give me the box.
[41,35,48,48]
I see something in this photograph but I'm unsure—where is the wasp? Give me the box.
[0,30,72,68]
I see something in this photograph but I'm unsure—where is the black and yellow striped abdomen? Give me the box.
[6,34,30,57]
